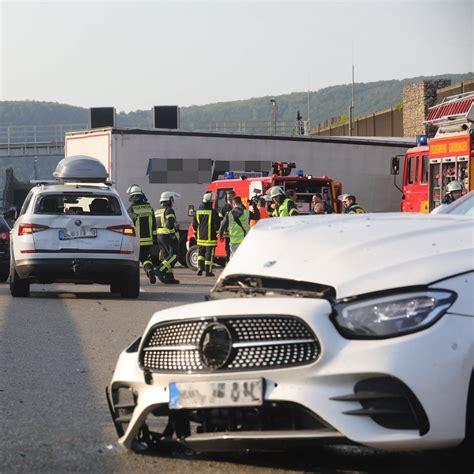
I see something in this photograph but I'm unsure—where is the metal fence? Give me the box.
[0,124,88,150]
[0,120,304,153]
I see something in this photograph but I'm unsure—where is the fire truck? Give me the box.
[393,92,474,212]
[185,162,342,269]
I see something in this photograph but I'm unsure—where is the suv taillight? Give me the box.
[107,225,136,236]
[18,224,49,236]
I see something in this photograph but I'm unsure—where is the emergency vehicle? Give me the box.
[394,92,474,212]
[185,162,342,269]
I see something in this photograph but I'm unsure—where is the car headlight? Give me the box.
[333,290,456,339]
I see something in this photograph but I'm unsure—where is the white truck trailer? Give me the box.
[65,127,414,264]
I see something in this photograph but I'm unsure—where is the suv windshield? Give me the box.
[34,193,122,216]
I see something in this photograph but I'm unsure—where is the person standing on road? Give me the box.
[193,192,221,277]
[338,194,366,214]
[268,186,299,217]
[219,196,259,256]
[155,191,180,284]
[219,190,236,262]
[126,184,157,284]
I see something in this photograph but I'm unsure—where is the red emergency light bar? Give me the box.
[425,93,474,124]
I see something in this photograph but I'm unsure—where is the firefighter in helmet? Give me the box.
[442,180,463,205]
[338,194,366,214]
[126,184,157,284]
[193,192,221,276]
[155,191,180,284]
[267,186,299,217]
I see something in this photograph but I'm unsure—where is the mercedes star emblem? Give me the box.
[199,322,233,369]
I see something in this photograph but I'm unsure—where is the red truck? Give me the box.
[185,162,342,269]
[393,92,474,212]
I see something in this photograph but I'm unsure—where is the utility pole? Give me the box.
[270,98,277,135]
[349,49,355,137]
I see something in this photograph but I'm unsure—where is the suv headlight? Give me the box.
[333,290,456,339]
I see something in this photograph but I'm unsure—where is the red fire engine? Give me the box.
[393,92,474,212]
[185,162,342,269]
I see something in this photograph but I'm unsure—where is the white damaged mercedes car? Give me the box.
[107,198,473,454]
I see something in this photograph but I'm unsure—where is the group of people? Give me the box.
[126,182,369,284]
[126,184,180,285]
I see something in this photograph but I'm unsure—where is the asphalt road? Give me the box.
[0,268,468,473]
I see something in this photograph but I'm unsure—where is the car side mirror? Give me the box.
[391,156,400,176]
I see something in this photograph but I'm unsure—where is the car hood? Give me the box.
[220,213,474,299]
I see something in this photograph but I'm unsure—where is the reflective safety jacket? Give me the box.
[193,203,221,247]
[345,203,366,214]
[155,206,178,238]
[272,198,299,217]
[228,209,250,245]
[128,200,157,246]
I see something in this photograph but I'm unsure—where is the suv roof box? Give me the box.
[53,155,108,182]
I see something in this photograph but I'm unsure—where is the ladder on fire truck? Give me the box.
[425,91,474,126]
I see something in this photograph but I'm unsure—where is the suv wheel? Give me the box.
[120,265,140,299]
[10,263,30,297]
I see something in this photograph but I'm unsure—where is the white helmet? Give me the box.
[267,186,285,198]
[160,191,180,202]
[126,184,143,196]
[202,192,213,203]
[446,180,462,193]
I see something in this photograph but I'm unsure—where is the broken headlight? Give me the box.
[333,290,456,338]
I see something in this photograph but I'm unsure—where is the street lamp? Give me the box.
[270,97,277,135]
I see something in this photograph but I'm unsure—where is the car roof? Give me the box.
[31,183,118,195]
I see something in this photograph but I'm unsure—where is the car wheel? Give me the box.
[10,263,30,297]
[185,245,199,271]
[120,265,140,299]
[0,264,9,282]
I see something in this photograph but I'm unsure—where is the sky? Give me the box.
[0,0,473,112]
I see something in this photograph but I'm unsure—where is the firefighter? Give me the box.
[219,190,236,262]
[268,186,299,217]
[442,180,463,205]
[193,192,221,277]
[155,191,180,284]
[219,196,259,256]
[338,194,366,214]
[126,184,157,284]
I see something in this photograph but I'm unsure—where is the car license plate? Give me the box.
[169,379,263,409]
[59,228,97,240]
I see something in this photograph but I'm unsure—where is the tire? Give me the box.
[185,245,199,271]
[110,282,121,294]
[10,263,30,297]
[119,265,140,299]
[0,264,9,282]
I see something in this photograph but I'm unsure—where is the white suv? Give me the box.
[9,155,140,298]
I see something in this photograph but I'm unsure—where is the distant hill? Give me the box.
[1,73,472,128]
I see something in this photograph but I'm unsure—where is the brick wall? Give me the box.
[402,80,451,137]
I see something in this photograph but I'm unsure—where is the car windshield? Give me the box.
[436,192,474,216]
[34,193,122,215]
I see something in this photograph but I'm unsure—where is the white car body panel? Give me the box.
[223,214,473,299]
